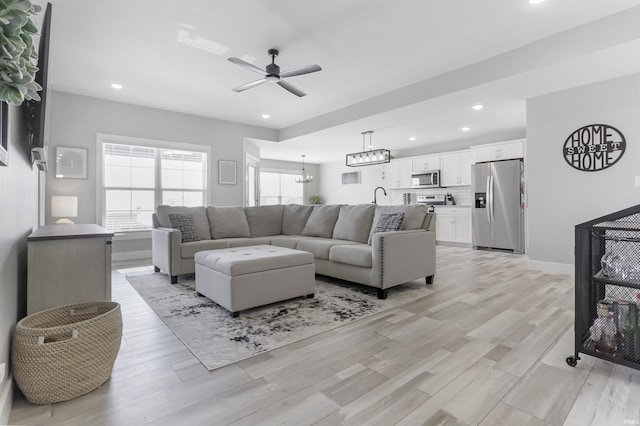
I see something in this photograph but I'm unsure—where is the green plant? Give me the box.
[0,0,42,105]
[309,195,322,204]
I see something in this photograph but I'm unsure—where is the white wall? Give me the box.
[0,105,40,422]
[319,162,389,205]
[45,91,278,225]
[527,72,640,267]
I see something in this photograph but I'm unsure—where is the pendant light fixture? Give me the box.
[295,155,313,183]
[346,131,391,167]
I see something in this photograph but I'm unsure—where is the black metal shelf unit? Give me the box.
[568,204,640,369]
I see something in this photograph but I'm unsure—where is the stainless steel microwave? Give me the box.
[412,170,440,188]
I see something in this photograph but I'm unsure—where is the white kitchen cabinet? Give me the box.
[471,140,524,163]
[385,158,413,188]
[412,154,440,173]
[440,150,474,187]
[434,207,472,244]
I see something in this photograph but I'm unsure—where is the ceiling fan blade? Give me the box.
[279,64,322,78]
[228,57,266,75]
[232,78,267,92]
[277,79,307,97]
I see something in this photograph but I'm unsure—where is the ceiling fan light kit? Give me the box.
[295,155,313,183]
[228,48,322,97]
[346,131,391,167]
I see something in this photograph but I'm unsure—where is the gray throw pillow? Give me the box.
[244,205,285,237]
[155,205,211,240]
[368,212,405,245]
[168,213,201,243]
[301,205,341,238]
[332,204,376,244]
[206,206,250,239]
[282,204,314,235]
[372,205,427,231]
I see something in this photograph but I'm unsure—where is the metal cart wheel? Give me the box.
[566,356,578,367]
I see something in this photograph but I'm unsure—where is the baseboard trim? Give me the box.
[0,375,13,425]
[112,249,152,262]
[527,259,574,275]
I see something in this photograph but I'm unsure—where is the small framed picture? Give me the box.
[219,160,237,185]
[56,146,87,179]
[341,171,361,185]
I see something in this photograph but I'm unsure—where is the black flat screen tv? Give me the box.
[23,2,51,169]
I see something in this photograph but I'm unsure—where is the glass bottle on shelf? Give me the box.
[613,302,624,357]
[623,303,640,362]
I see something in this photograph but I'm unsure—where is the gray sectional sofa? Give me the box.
[151,203,436,299]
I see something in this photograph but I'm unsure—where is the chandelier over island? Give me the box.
[346,131,391,167]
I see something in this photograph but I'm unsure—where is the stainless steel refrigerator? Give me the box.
[471,159,524,253]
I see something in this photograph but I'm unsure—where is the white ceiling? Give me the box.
[47,0,640,163]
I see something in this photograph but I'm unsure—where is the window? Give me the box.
[99,136,208,232]
[260,171,303,205]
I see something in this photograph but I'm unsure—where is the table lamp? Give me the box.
[51,196,78,224]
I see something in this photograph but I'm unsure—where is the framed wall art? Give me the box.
[341,171,361,185]
[219,160,237,184]
[56,146,88,179]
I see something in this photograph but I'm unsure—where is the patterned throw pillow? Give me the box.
[168,213,201,243]
[368,212,405,245]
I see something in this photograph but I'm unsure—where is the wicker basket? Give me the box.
[11,301,122,405]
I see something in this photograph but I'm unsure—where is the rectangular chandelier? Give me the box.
[346,130,391,167]
[345,149,391,167]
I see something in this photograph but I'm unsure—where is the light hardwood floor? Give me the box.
[9,246,640,425]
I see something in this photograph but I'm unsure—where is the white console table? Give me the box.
[27,224,113,315]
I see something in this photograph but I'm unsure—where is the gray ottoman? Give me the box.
[194,245,315,317]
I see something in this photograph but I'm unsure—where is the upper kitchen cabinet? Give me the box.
[471,139,525,163]
[440,150,474,187]
[412,154,440,173]
[385,158,413,189]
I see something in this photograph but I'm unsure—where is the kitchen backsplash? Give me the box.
[389,186,472,206]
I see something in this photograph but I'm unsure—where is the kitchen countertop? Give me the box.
[433,205,471,208]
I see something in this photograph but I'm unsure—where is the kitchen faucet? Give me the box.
[373,186,387,204]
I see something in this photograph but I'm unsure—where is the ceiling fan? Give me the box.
[228,48,321,97]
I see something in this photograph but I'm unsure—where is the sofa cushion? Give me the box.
[206,206,251,239]
[297,238,359,260]
[282,204,314,235]
[332,204,376,244]
[368,212,405,244]
[329,244,373,268]
[168,213,201,243]
[156,205,211,240]
[181,239,231,259]
[373,205,427,231]
[270,235,305,249]
[302,205,342,238]
[244,205,285,237]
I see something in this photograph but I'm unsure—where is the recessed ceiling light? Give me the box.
[261,114,271,119]
[461,127,471,132]
[529,0,544,4]
[472,104,484,110]
[409,137,416,141]
[110,83,123,90]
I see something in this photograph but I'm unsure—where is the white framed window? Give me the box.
[260,171,303,205]
[97,134,209,233]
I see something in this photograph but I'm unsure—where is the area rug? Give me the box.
[126,273,433,370]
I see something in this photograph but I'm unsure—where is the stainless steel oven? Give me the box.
[411,170,440,188]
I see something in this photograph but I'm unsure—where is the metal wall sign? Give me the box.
[563,124,626,172]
